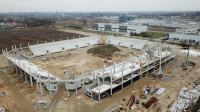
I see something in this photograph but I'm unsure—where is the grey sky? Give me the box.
[0,0,200,12]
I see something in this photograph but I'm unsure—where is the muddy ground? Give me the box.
[0,26,83,52]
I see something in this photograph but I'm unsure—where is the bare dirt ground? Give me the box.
[0,26,82,52]
[0,70,36,112]
[58,28,96,37]
[36,47,200,112]
[31,46,138,79]
[1,47,200,112]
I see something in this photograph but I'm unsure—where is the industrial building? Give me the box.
[128,19,200,29]
[2,35,175,101]
[168,33,200,44]
[93,23,148,34]
[176,28,200,35]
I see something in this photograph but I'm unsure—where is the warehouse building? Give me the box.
[93,23,148,34]
[176,28,200,35]
[168,33,200,44]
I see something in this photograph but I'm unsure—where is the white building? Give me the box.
[176,28,199,35]
[0,22,5,26]
[94,23,148,34]
[129,19,200,29]
[168,33,200,44]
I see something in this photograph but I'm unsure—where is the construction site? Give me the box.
[0,31,200,112]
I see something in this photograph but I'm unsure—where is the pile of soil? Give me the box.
[87,44,121,58]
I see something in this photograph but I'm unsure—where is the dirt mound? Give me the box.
[87,44,121,58]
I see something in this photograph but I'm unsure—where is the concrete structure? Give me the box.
[2,35,175,101]
[170,86,200,112]
[94,23,148,34]
[84,44,175,101]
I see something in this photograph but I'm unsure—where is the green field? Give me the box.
[0,26,5,31]
[80,29,124,36]
[131,31,167,39]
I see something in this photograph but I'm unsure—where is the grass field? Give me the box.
[131,31,167,39]
[81,29,166,39]
[80,29,125,36]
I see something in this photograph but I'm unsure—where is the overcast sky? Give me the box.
[0,0,200,12]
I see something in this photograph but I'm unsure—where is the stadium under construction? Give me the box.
[2,35,176,101]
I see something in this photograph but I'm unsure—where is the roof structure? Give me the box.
[29,36,148,57]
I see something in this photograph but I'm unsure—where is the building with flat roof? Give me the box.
[168,33,200,44]
[94,23,148,34]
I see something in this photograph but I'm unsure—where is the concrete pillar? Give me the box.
[12,46,14,55]
[110,75,113,96]
[81,70,84,87]
[49,83,52,95]
[98,93,101,101]
[98,76,101,101]
[113,62,116,74]
[30,75,33,86]
[76,79,78,95]
[29,67,33,86]
[24,72,28,82]
[19,44,22,50]
[19,69,23,78]
[14,45,17,50]
[39,81,43,95]
[36,77,39,92]
[23,63,27,82]
[147,55,149,76]
[131,73,133,84]
[153,63,156,73]
[15,66,18,75]
[75,73,78,95]
[102,77,104,84]
[121,63,124,89]
[39,74,43,95]
[47,74,52,95]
